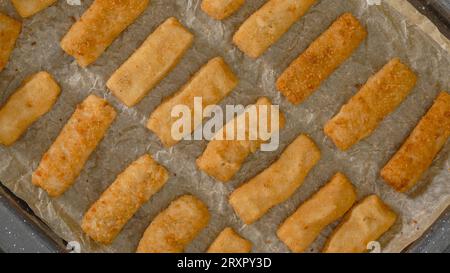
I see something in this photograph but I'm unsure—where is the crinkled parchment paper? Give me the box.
[0,0,449,253]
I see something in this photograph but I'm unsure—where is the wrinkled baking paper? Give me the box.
[0,0,449,253]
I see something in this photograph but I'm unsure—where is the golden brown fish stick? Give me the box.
[107,17,194,107]
[11,0,57,18]
[276,13,367,105]
[381,92,450,192]
[324,58,417,151]
[233,0,317,58]
[32,95,117,197]
[0,72,60,146]
[147,57,238,147]
[323,195,397,253]
[136,195,210,253]
[197,97,286,182]
[0,13,21,72]
[82,154,169,244]
[207,227,252,253]
[277,173,356,253]
[229,134,321,224]
[60,0,149,67]
[201,0,245,20]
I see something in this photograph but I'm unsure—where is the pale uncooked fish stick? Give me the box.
[276,13,367,105]
[0,72,60,146]
[11,0,57,18]
[323,195,397,253]
[277,173,356,253]
[60,0,149,67]
[207,227,252,253]
[32,95,117,197]
[201,0,245,20]
[107,17,194,107]
[381,92,450,192]
[147,57,238,147]
[136,195,210,253]
[229,134,321,224]
[324,58,417,150]
[82,154,169,244]
[233,0,317,58]
[0,13,21,72]
[197,97,286,182]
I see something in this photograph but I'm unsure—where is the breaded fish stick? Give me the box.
[107,17,194,107]
[82,154,169,244]
[324,58,417,150]
[197,97,286,182]
[136,195,210,253]
[277,13,367,105]
[60,0,149,67]
[201,0,245,20]
[207,227,252,253]
[323,195,397,253]
[32,95,117,197]
[381,92,450,192]
[277,173,356,253]
[233,0,317,58]
[147,57,238,147]
[229,134,321,224]
[0,72,60,146]
[0,13,21,72]
[11,0,57,18]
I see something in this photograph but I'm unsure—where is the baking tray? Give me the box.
[0,0,449,253]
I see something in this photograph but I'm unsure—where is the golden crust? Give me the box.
[323,195,397,253]
[32,95,117,197]
[60,0,150,67]
[381,92,450,192]
[277,173,356,253]
[136,195,210,253]
[201,0,245,20]
[11,0,57,18]
[82,154,169,244]
[207,227,252,253]
[196,97,286,182]
[107,17,194,107]
[0,13,21,72]
[276,13,367,105]
[229,134,321,224]
[233,0,317,58]
[147,57,238,147]
[0,72,60,146]
[324,58,417,150]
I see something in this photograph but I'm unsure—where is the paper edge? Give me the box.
[383,0,450,252]
[387,0,450,52]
